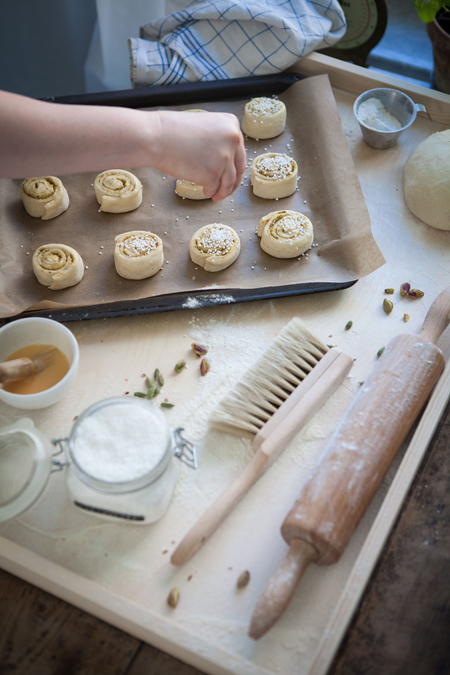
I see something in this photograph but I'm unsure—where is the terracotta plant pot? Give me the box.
[426,13,450,94]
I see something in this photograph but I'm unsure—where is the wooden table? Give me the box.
[1,54,450,675]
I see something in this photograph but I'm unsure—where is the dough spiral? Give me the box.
[258,210,313,259]
[189,224,240,272]
[114,230,163,280]
[175,180,208,200]
[21,176,69,220]
[251,153,297,199]
[94,169,143,213]
[241,97,286,139]
[32,244,84,290]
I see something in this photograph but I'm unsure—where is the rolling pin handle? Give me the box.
[248,539,317,640]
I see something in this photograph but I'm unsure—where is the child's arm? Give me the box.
[0,90,246,201]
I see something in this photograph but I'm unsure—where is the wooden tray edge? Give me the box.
[292,52,450,125]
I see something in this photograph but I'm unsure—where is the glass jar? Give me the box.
[0,397,196,525]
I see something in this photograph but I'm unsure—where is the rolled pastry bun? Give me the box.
[189,223,241,272]
[21,176,69,220]
[241,97,286,139]
[94,169,142,213]
[251,153,297,199]
[114,230,163,280]
[32,244,84,290]
[175,180,208,200]
[175,109,210,200]
[258,210,313,259]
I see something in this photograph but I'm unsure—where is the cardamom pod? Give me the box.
[167,588,179,608]
[377,346,385,358]
[175,359,186,373]
[154,368,160,381]
[161,401,174,408]
[237,570,250,589]
[146,387,155,399]
[345,320,353,330]
[158,373,164,387]
[133,392,145,398]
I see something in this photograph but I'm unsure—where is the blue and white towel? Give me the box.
[128,0,346,87]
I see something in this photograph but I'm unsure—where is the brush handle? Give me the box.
[171,351,353,567]
[171,449,269,566]
[0,358,34,384]
[248,540,317,640]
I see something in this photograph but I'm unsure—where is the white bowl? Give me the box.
[0,318,79,409]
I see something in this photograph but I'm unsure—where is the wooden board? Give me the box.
[1,53,450,675]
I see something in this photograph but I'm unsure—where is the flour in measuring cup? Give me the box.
[357,98,402,132]
[71,403,168,482]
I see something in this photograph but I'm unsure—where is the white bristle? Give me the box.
[210,318,328,438]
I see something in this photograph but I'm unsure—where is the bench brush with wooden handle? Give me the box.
[0,347,57,385]
[248,286,450,640]
[171,318,353,567]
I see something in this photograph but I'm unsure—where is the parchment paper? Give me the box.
[0,75,384,319]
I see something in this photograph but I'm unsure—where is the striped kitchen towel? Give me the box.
[128,0,346,87]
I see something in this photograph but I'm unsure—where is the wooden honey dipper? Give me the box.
[249,285,450,639]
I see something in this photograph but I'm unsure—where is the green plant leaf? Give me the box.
[414,0,450,22]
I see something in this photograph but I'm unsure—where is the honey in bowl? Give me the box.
[2,344,70,395]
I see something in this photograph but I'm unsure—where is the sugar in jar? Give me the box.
[0,397,196,525]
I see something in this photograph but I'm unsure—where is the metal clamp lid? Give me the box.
[173,428,197,469]
[51,437,69,472]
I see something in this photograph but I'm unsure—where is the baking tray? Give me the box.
[1,73,357,326]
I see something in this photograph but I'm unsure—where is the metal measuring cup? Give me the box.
[353,88,430,149]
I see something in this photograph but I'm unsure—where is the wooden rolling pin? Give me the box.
[0,347,57,384]
[249,286,450,639]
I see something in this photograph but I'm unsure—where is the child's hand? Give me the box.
[153,110,246,201]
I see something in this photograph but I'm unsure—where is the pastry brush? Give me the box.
[171,318,353,566]
[0,347,57,384]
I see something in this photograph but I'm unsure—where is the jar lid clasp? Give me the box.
[51,437,69,472]
[173,428,197,469]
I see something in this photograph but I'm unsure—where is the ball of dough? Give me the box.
[404,129,450,230]
[241,97,286,139]
[114,231,163,280]
[175,180,209,200]
[94,169,142,213]
[251,153,298,199]
[32,244,84,290]
[21,176,69,220]
[257,210,313,259]
[189,224,241,272]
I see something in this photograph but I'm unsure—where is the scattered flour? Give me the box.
[183,294,236,309]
